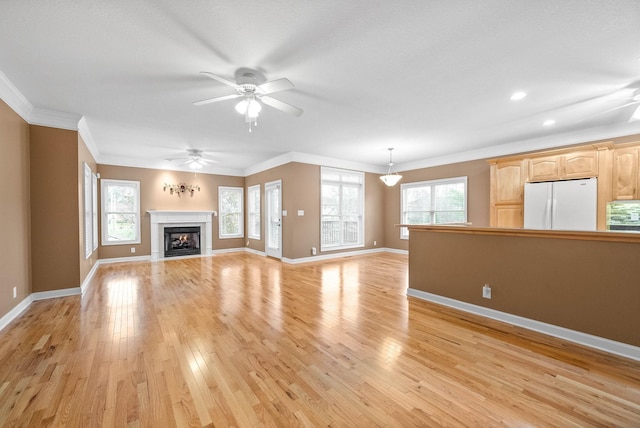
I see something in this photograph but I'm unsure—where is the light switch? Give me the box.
[282,210,287,216]
[297,210,304,216]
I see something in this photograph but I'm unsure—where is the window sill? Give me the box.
[320,243,364,252]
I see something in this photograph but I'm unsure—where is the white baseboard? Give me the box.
[244,248,266,257]
[99,255,151,264]
[0,296,32,332]
[80,261,100,295]
[283,247,387,264]
[407,288,640,362]
[212,247,248,255]
[32,287,82,301]
[383,247,408,255]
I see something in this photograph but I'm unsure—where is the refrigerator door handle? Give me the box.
[551,198,558,228]
[544,197,552,228]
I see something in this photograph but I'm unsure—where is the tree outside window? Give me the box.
[401,177,467,239]
[219,186,244,238]
[101,179,141,245]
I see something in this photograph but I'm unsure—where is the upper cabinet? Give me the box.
[563,151,599,179]
[494,160,525,204]
[612,146,639,200]
[490,160,525,228]
[528,150,598,182]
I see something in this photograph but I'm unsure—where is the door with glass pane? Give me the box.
[265,180,282,259]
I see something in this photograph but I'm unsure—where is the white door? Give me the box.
[265,180,282,259]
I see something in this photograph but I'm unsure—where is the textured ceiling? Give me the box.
[1,1,640,175]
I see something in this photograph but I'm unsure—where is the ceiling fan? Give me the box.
[586,81,640,123]
[193,68,303,131]
[166,149,219,170]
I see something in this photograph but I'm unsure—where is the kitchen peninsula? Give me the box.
[404,224,640,360]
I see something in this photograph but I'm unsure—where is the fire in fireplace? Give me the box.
[164,226,201,257]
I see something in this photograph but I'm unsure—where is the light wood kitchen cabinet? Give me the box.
[493,160,525,204]
[612,146,639,200]
[529,155,561,181]
[563,150,599,179]
[528,150,598,182]
[490,160,524,228]
[494,205,523,228]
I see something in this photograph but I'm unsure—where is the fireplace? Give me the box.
[148,210,214,261]
[164,226,201,257]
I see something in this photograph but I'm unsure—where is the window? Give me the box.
[247,185,261,240]
[219,186,244,238]
[321,167,364,251]
[101,179,141,245]
[83,163,93,258]
[92,172,98,250]
[400,176,467,239]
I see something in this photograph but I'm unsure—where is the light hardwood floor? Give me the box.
[1,252,639,427]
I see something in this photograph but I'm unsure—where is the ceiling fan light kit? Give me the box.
[166,149,218,170]
[380,148,402,187]
[194,68,303,132]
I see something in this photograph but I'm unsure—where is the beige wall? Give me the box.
[30,125,81,293]
[0,100,30,318]
[408,229,640,347]
[384,159,491,251]
[97,165,244,259]
[246,162,386,259]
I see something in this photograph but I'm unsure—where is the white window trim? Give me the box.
[83,163,93,259]
[320,167,365,252]
[92,172,98,251]
[101,179,141,246]
[400,176,467,240]
[219,186,245,239]
[247,184,261,240]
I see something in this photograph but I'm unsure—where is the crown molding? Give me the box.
[0,69,82,130]
[396,122,640,172]
[244,151,385,176]
[28,107,82,130]
[0,70,32,122]
[97,155,245,177]
[78,117,101,161]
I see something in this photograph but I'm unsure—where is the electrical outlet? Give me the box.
[247,240,250,246]
[482,284,492,299]
[13,287,17,299]
[373,240,377,246]
[311,247,317,255]
[130,247,136,254]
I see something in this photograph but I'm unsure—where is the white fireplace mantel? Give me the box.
[148,210,215,261]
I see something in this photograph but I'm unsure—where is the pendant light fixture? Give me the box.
[380,148,402,186]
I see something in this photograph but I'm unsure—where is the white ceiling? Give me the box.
[1,1,640,176]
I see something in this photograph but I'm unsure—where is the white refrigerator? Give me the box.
[524,178,597,231]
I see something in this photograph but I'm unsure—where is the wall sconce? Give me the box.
[164,182,200,197]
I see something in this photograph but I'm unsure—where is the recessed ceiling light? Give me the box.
[543,119,556,126]
[510,91,527,101]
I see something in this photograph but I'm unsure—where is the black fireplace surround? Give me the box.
[164,226,201,257]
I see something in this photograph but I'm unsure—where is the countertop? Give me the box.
[398,224,640,244]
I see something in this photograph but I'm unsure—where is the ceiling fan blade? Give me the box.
[193,93,242,106]
[629,104,640,122]
[197,157,219,164]
[258,78,294,94]
[577,100,640,123]
[261,96,303,117]
[165,156,189,161]
[200,71,239,88]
